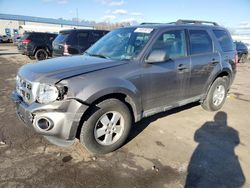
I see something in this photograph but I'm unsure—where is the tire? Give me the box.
[201,77,229,111]
[239,54,247,63]
[35,49,48,61]
[80,99,132,154]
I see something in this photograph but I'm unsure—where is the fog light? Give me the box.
[36,117,53,131]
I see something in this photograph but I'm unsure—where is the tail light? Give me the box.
[63,44,70,55]
[22,39,31,43]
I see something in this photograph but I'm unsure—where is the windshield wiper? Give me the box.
[84,52,109,59]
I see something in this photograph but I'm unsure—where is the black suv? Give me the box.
[12,20,237,154]
[234,41,248,63]
[52,29,108,57]
[18,32,57,60]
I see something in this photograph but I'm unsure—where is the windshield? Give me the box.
[53,31,70,44]
[86,27,154,61]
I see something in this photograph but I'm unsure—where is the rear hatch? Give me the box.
[17,33,32,53]
[52,31,70,57]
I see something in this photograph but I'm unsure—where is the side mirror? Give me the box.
[145,49,169,63]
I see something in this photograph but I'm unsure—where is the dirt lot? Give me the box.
[0,44,250,188]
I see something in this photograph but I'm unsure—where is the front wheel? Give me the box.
[80,99,132,154]
[201,77,229,111]
[239,54,248,63]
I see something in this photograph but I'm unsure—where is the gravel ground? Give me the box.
[0,44,250,188]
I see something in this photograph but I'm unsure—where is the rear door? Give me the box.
[188,29,220,98]
[212,29,236,77]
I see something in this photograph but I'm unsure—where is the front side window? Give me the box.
[86,28,154,60]
[189,30,213,55]
[150,30,187,59]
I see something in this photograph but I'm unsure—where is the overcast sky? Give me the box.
[0,0,250,30]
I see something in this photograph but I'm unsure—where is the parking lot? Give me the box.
[0,43,250,188]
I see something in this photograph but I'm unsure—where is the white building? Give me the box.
[0,13,94,36]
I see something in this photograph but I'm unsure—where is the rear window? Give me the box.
[189,30,213,55]
[53,32,70,43]
[213,30,234,52]
[21,33,30,40]
[235,42,247,50]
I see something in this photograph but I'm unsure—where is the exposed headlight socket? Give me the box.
[57,86,68,100]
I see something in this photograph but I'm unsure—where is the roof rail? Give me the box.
[140,22,161,25]
[176,19,219,26]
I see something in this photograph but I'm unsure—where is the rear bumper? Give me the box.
[18,48,33,56]
[11,90,89,146]
[17,45,34,56]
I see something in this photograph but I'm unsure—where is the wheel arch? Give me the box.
[75,92,140,139]
[202,69,232,102]
[33,46,49,56]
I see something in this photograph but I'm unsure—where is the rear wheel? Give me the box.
[201,77,229,111]
[80,99,132,154]
[35,49,48,61]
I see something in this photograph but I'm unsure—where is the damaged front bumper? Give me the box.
[11,90,89,147]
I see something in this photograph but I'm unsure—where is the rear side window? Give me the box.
[213,30,234,52]
[89,31,103,43]
[189,30,213,55]
[77,32,89,44]
[30,33,46,42]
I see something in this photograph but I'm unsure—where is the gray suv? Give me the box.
[12,20,237,154]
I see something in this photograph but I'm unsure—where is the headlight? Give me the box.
[37,84,59,104]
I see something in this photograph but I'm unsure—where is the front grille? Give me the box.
[16,76,36,104]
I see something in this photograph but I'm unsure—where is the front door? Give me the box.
[141,29,191,112]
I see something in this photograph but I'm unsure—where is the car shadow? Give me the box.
[126,102,199,144]
[185,111,245,188]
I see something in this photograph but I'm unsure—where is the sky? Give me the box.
[0,0,250,30]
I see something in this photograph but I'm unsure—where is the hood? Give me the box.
[18,55,126,83]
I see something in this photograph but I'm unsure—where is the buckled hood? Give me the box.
[18,55,127,83]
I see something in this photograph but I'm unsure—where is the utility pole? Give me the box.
[76,8,79,27]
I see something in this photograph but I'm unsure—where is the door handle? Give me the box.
[178,64,188,71]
